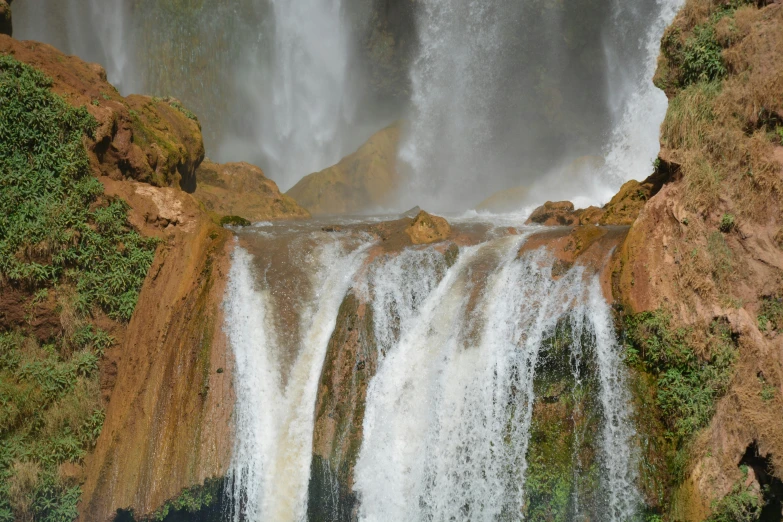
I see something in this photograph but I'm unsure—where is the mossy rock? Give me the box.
[219,215,251,227]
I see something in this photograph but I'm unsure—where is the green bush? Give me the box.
[624,311,736,441]
[707,466,762,522]
[219,215,251,227]
[720,214,736,233]
[682,24,726,85]
[0,54,157,321]
[0,55,154,521]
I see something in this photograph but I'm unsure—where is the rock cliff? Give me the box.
[0,35,247,521]
[194,160,310,222]
[287,123,401,215]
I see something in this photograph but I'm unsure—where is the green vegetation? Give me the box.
[0,55,155,520]
[219,215,251,227]
[0,329,111,521]
[681,23,726,85]
[624,310,737,503]
[757,295,782,333]
[625,311,736,442]
[719,214,736,233]
[0,54,158,321]
[524,320,601,521]
[166,99,198,122]
[707,466,762,522]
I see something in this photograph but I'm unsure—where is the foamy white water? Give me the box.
[602,0,685,186]
[355,237,641,521]
[223,235,372,521]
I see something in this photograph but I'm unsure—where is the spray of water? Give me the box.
[223,235,372,521]
[355,237,642,521]
[218,0,359,190]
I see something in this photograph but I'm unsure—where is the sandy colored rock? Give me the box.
[615,0,783,515]
[475,185,529,213]
[194,159,310,221]
[287,122,400,215]
[526,201,579,226]
[79,180,234,522]
[405,211,451,245]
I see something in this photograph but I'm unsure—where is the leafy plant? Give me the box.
[682,22,726,85]
[220,215,251,227]
[707,466,762,522]
[0,54,157,321]
[720,213,736,233]
[624,311,736,440]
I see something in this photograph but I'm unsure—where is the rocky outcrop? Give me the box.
[526,165,673,227]
[79,181,234,522]
[287,123,400,215]
[405,211,451,245]
[0,36,205,192]
[194,159,310,222]
[1,35,234,521]
[614,0,783,517]
[0,0,11,37]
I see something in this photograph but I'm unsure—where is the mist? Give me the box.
[14,0,681,211]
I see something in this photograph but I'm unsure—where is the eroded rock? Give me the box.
[287,123,400,215]
[405,210,452,245]
[194,159,310,221]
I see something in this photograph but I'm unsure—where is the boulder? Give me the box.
[0,1,11,37]
[405,211,451,245]
[526,201,579,226]
[194,160,310,221]
[0,36,205,191]
[287,122,400,215]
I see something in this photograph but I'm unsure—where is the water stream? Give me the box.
[224,221,640,521]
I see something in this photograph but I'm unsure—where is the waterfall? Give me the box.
[218,0,359,190]
[223,232,373,521]
[13,0,364,189]
[13,0,138,93]
[355,237,641,520]
[601,0,686,187]
[398,0,683,211]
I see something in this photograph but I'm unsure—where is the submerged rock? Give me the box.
[286,122,400,215]
[405,210,452,245]
[195,159,310,221]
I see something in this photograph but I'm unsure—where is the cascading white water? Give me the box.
[223,233,372,521]
[399,0,683,211]
[218,0,359,190]
[354,237,641,521]
[601,0,686,187]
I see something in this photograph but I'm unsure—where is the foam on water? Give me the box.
[223,235,372,521]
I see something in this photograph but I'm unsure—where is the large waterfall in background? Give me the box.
[13,0,371,191]
[225,222,641,521]
[399,0,684,211]
[16,0,681,209]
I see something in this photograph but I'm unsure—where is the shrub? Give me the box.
[0,55,157,321]
[719,213,736,232]
[220,215,251,227]
[624,311,736,441]
[707,466,762,522]
[682,24,727,85]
